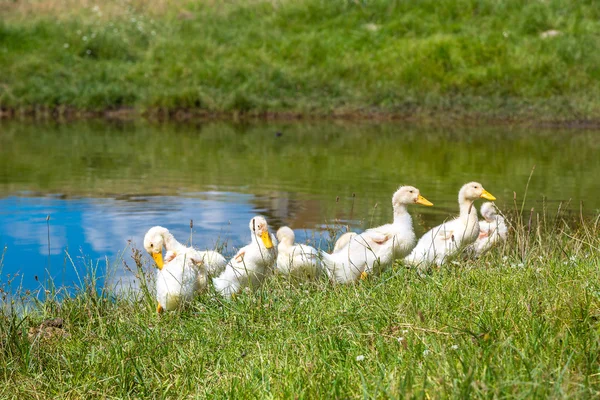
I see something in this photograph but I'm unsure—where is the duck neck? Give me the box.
[278,239,292,254]
[393,203,411,224]
[162,230,186,253]
[458,195,478,226]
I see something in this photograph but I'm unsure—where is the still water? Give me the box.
[1,121,598,293]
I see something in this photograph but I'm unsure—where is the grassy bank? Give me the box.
[1,210,599,397]
[1,0,600,121]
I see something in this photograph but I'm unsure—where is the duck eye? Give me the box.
[150,243,154,248]
[409,190,413,193]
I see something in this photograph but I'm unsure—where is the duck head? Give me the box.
[143,226,168,270]
[250,216,274,249]
[393,185,433,207]
[480,202,499,222]
[276,226,295,247]
[459,182,496,203]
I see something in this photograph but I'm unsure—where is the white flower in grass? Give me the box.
[402,330,408,334]
[397,337,404,343]
[356,355,365,361]
[422,349,430,356]
[451,344,459,350]
[82,36,88,41]
[63,43,69,48]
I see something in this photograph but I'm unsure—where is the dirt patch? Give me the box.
[27,317,70,342]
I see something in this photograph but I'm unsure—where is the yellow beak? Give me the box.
[152,252,164,270]
[261,231,274,249]
[480,190,497,201]
[415,194,434,206]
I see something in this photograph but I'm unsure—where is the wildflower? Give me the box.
[63,43,69,48]
[356,355,365,361]
[540,30,561,39]
[451,344,459,350]
[397,337,404,343]
[402,330,408,334]
[82,36,88,41]
[364,23,379,32]
[502,31,509,38]
[423,349,430,356]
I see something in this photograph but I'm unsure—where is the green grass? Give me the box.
[1,210,599,397]
[1,0,600,120]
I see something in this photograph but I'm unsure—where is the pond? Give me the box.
[1,121,598,294]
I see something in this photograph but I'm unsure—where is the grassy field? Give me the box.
[1,209,599,397]
[1,0,600,121]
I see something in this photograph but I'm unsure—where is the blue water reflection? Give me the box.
[0,193,325,293]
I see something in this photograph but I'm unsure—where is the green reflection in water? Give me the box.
[1,121,598,233]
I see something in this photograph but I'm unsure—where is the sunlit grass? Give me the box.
[1,205,599,397]
[1,0,600,120]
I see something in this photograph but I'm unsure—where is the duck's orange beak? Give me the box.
[480,190,496,201]
[416,194,433,206]
[152,252,164,270]
[261,231,274,249]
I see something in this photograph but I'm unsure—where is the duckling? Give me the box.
[143,226,227,277]
[144,226,227,312]
[405,182,496,267]
[153,251,203,312]
[472,202,507,255]
[276,226,321,279]
[213,216,278,298]
[321,186,433,283]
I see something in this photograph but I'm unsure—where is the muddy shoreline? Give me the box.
[2,106,600,129]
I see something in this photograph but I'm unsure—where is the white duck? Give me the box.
[333,232,357,253]
[405,182,496,267]
[321,186,433,284]
[213,216,278,299]
[471,202,507,255]
[144,226,228,312]
[152,251,202,312]
[276,226,321,278]
[143,226,227,277]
